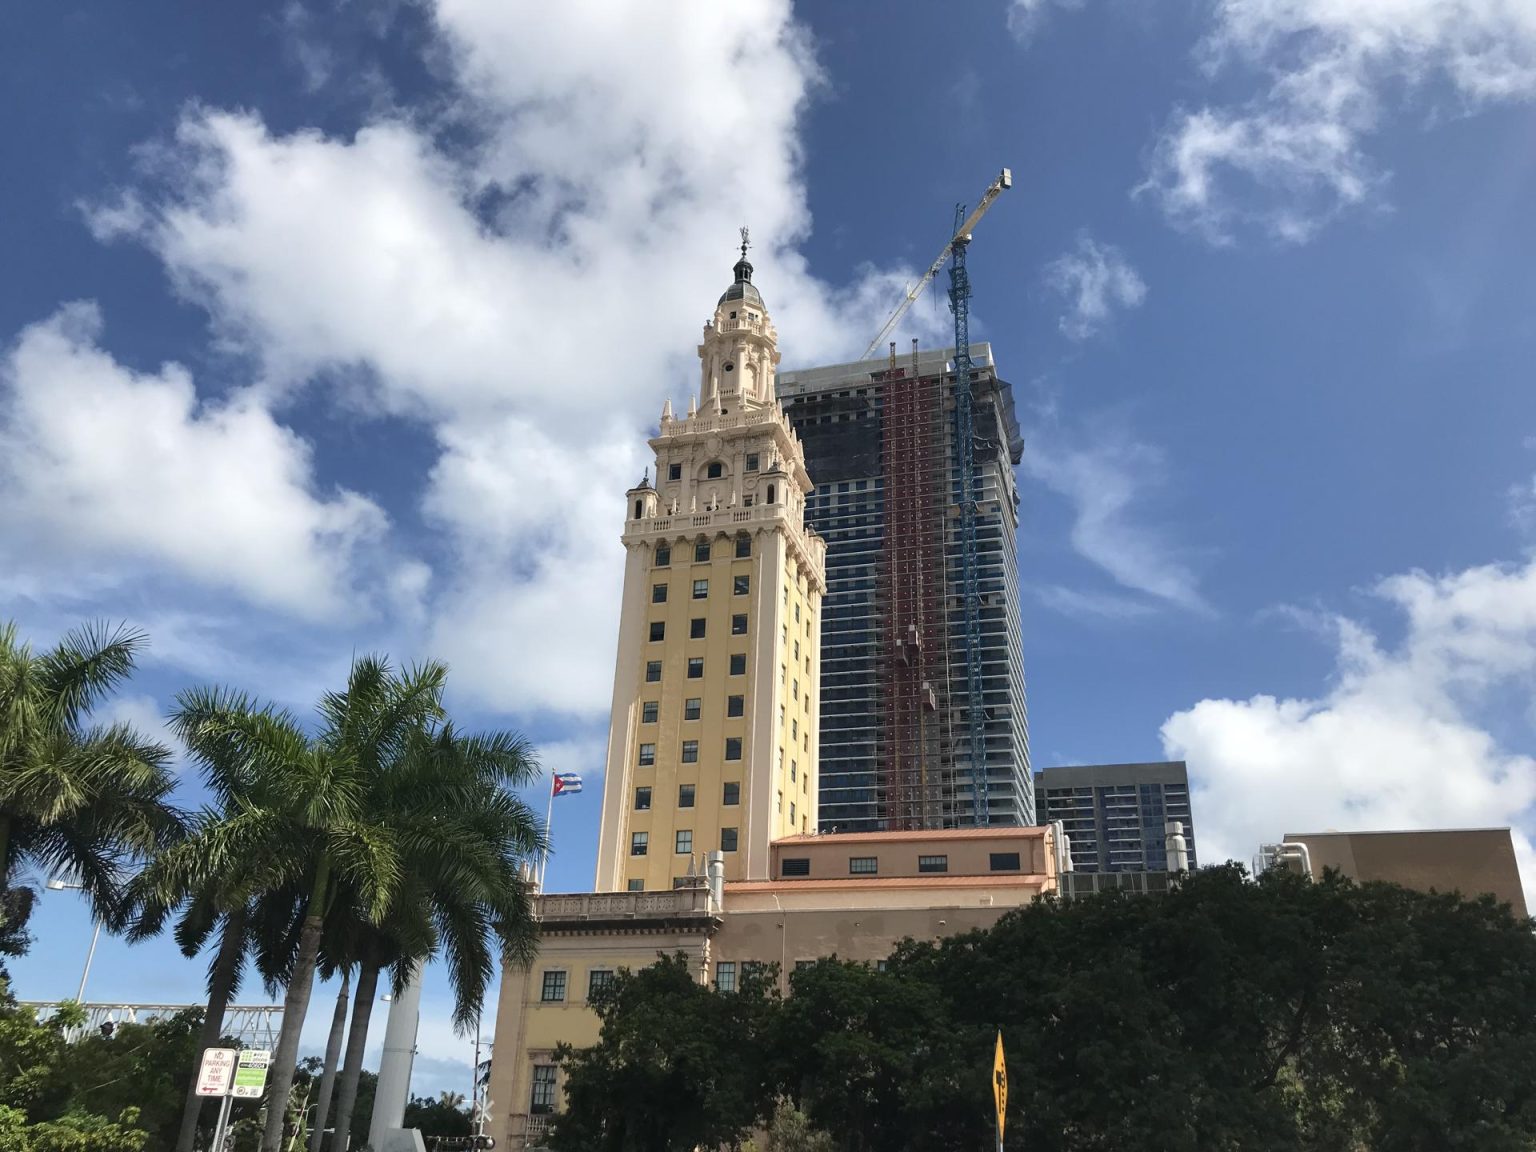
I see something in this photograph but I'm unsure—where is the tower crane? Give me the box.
[860,167,1012,362]
[865,167,1013,827]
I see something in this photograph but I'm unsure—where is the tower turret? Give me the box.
[698,227,781,412]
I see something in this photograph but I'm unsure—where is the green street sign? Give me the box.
[231,1049,271,1099]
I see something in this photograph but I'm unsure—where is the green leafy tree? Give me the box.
[0,620,179,920]
[550,953,779,1152]
[552,869,1536,1152]
[403,1091,475,1138]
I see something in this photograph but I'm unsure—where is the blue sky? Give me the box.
[5,0,1536,1096]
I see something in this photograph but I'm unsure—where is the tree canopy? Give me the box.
[550,866,1536,1152]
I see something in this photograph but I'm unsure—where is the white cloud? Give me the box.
[80,1,942,720]
[1025,419,1210,613]
[0,303,389,620]
[1140,0,1536,241]
[1034,584,1158,621]
[1006,0,1083,43]
[1509,472,1536,533]
[1164,558,1536,909]
[1044,235,1147,339]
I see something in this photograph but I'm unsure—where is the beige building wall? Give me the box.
[485,888,720,1152]
[1282,828,1528,917]
[489,826,1065,1150]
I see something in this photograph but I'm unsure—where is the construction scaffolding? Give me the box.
[878,342,948,829]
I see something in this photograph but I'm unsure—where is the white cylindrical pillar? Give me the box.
[368,962,423,1149]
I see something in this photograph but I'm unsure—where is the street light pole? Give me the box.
[47,875,100,1003]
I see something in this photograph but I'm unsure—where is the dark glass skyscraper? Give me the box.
[1034,761,1198,873]
[777,344,1032,831]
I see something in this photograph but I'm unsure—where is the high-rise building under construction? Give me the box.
[777,343,1031,832]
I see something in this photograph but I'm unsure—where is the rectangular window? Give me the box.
[734,575,750,595]
[630,832,648,856]
[694,540,711,563]
[795,603,801,621]
[794,640,800,660]
[684,697,701,721]
[791,719,798,739]
[652,583,668,603]
[675,830,693,854]
[641,700,658,723]
[731,613,748,634]
[795,960,815,972]
[690,618,706,639]
[777,789,782,813]
[850,856,878,875]
[715,961,737,992]
[723,781,740,806]
[679,784,696,808]
[720,827,739,852]
[540,971,566,1002]
[746,453,759,471]
[781,857,810,877]
[990,852,1022,872]
[744,495,754,507]
[667,463,682,482]
[649,621,665,642]
[792,679,798,701]
[918,855,949,874]
[789,801,796,823]
[634,786,651,811]
[645,661,662,682]
[627,878,644,892]
[693,578,709,599]
[588,969,614,998]
[681,739,699,763]
[735,536,751,558]
[725,737,742,760]
[729,653,746,675]
[655,544,671,567]
[638,743,655,766]
[727,694,744,717]
[531,1064,557,1113]
[706,461,723,479]
[687,657,704,679]
[790,760,797,781]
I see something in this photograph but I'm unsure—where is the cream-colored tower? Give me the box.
[595,242,825,891]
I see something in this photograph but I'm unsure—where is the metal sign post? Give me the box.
[197,1048,239,1152]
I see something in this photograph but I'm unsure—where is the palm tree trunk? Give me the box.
[262,862,330,1152]
[329,960,381,1148]
[176,906,247,1152]
[308,970,350,1152]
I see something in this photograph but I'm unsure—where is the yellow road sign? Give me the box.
[993,1030,1007,1140]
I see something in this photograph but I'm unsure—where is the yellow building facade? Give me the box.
[593,244,825,892]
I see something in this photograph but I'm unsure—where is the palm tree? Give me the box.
[0,620,179,923]
[327,728,543,1141]
[163,655,541,1152]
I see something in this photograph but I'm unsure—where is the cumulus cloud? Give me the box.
[1044,234,1146,339]
[0,303,389,620]
[1165,559,1536,908]
[1139,0,1536,241]
[1025,418,1210,613]
[78,1,943,718]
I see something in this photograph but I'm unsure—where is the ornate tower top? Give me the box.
[700,230,779,409]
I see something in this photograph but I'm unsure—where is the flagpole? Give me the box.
[540,778,556,891]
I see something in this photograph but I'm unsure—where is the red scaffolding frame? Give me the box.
[879,345,947,830]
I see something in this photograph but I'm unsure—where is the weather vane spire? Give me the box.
[739,225,751,260]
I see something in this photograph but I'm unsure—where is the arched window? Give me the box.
[767,484,776,504]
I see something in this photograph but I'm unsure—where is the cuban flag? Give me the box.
[552,772,583,797]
